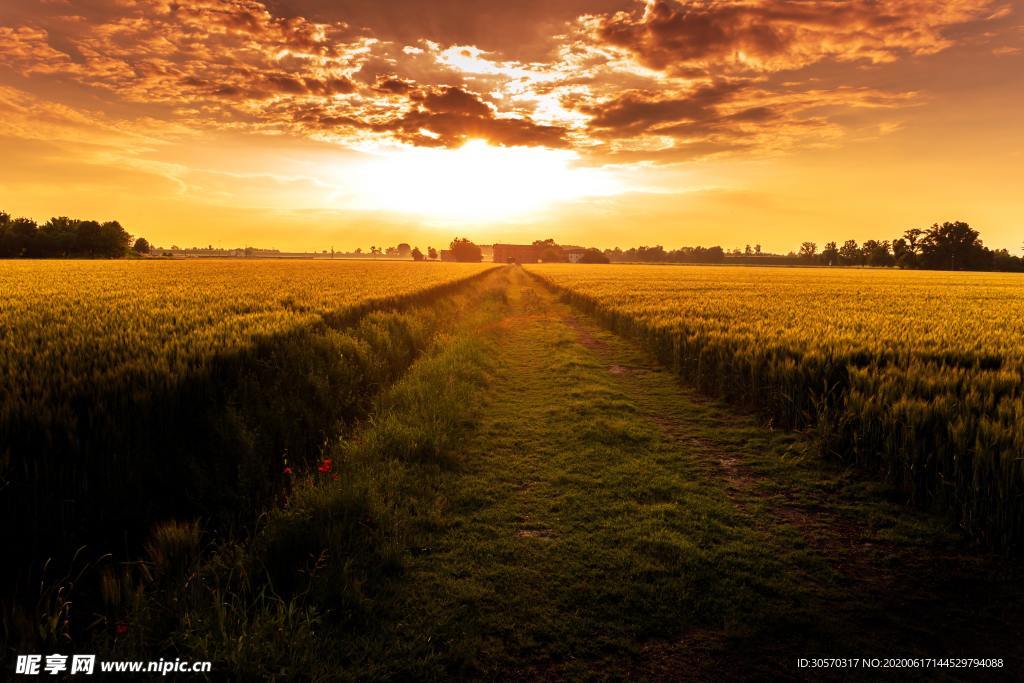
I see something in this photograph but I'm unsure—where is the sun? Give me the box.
[340,139,620,223]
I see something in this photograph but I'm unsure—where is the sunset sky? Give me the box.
[1,0,1022,252]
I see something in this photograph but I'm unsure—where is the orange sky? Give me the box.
[0,0,1022,253]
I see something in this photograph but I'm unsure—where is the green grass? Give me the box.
[87,269,511,677]
[527,264,1024,551]
[325,269,1022,681]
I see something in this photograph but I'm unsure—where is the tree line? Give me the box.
[5,211,1018,272]
[0,210,150,258]
[602,222,1022,272]
[797,222,1023,272]
[603,245,726,264]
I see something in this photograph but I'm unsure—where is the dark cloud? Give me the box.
[591,0,993,72]
[301,76,356,95]
[727,106,779,123]
[377,111,568,148]
[597,2,787,67]
[416,86,492,117]
[373,76,414,95]
[373,86,568,148]
[278,83,569,148]
[0,0,1005,162]
[584,81,745,134]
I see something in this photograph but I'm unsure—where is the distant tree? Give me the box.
[862,239,894,267]
[36,217,77,257]
[754,244,762,255]
[531,238,565,262]
[705,246,726,262]
[839,239,861,265]
[133,237,151,254]
[0,216,37,257]
[449,237,483,262]
[99,221,133,257]
[411,246,424,261]
[72,220,101,256]
[903,228,925,255]
[635,245,667,262]
[72,220,117,258]
[397,243,412,257]
[798,241,818,260]
[3,213,138,258]
[668,246,725,263]
[578,248,609,264]
[918,221,989,270]
[821,241,839,265]
[0,211,9,254]
[744,244,753,255]
[539,246,566,262]
[427,246,438,260]
[539,248,566,262]
[892,238,914,268]
[992,248,1024,272]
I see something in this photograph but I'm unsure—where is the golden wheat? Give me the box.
[0,259,494,589]
[0,259,493,407]
[529,264,1024,548]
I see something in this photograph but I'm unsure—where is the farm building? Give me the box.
[563,247,587,263]
[493,244,540,263]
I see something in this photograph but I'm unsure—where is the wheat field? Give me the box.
[529,264,1024,547]
[0,259,494,606]
[0,259,493,406]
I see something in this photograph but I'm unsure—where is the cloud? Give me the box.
[369,86,569,148]
[417,86,493,117]
[261,0,629,61]
[0,0,1010,163]
[587,0,996,73]
[584,81,745,134]
[373,75,414,94]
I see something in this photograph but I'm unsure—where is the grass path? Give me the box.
[348,268,1023,681]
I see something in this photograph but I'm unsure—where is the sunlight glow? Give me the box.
[341,140,621,223]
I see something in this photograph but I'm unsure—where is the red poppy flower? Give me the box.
[115,623,128,635]
[283,466,293,476]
